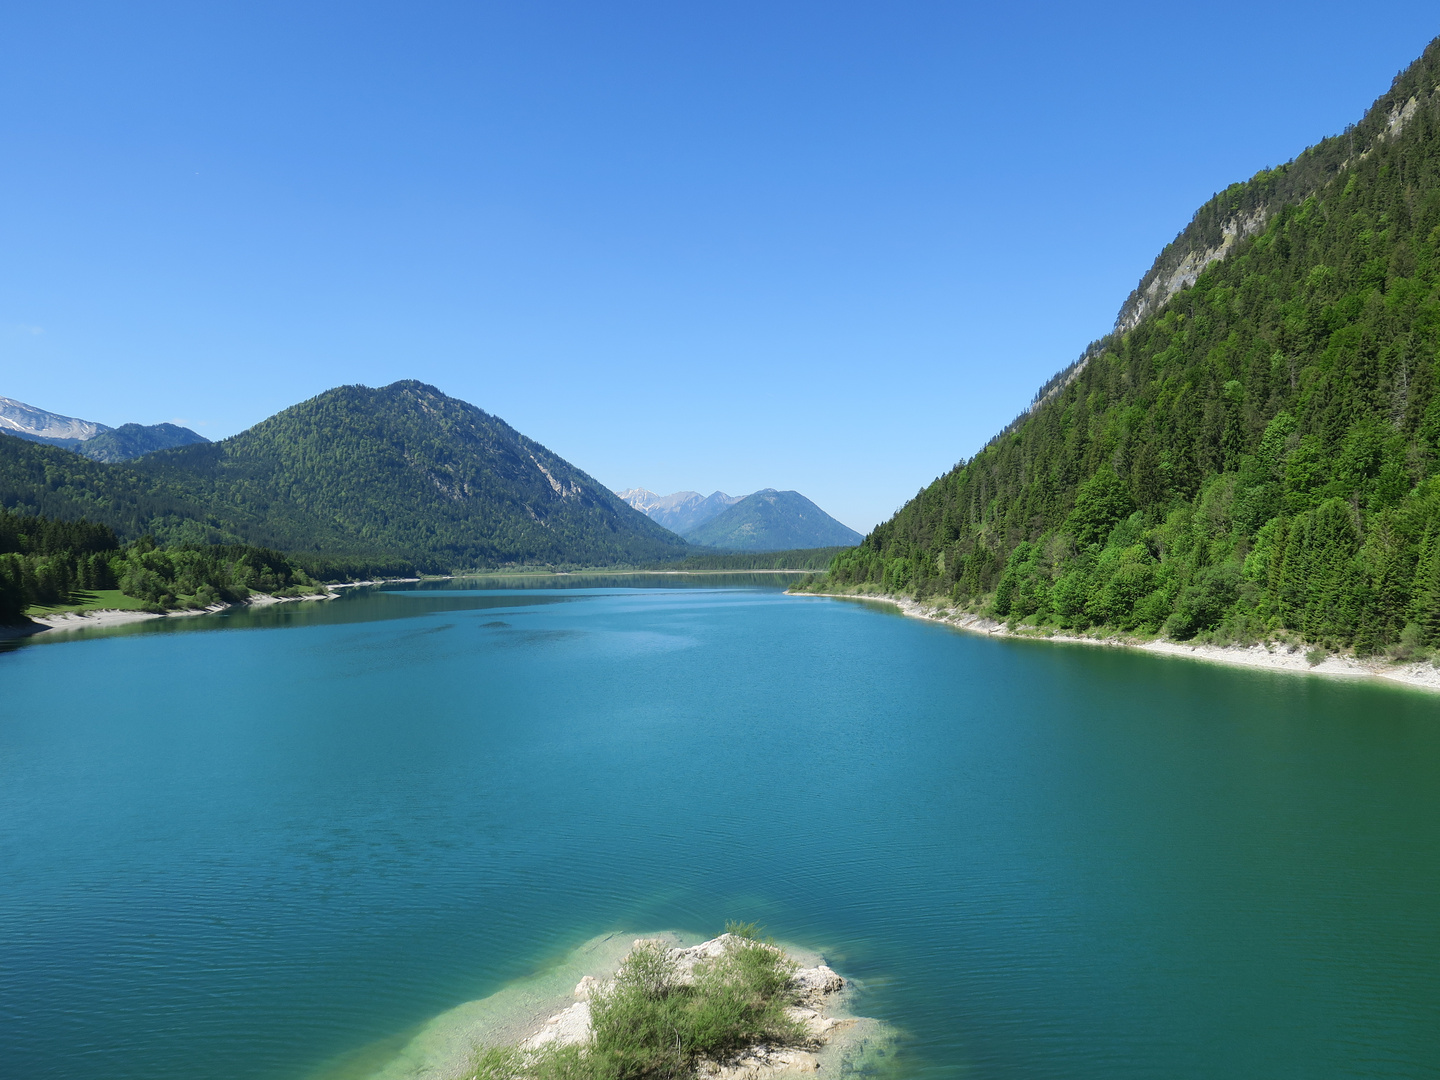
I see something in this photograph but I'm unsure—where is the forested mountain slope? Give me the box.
[0,381,688,572]
[0,434,254,544]
[818,38,1440,654]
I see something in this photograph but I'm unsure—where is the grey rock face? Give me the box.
[0,396,110,443]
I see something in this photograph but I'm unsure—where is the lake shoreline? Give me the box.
[795,590,1440,694]
[0,586,366,643]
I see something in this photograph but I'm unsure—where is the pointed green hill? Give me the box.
[685,489,861,551]
[0,381,687,572]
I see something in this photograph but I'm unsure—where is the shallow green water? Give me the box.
[2,580,1438,1079]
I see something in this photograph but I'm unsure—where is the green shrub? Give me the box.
[470,934,807,1080]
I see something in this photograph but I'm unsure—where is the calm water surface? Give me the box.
[1,580,1438,1079]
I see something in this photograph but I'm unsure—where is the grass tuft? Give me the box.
[722,921,765,942]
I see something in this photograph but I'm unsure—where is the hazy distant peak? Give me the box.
[0,395,111,442]
[615,485,858,548]
[0,395,209,460]
[616,488,708,513]
[615,487,742,535]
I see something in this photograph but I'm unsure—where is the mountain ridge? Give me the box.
[616,488,742,534]
[0,396,110,445]
[0,395,208,460]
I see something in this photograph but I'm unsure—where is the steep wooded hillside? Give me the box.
[818,38,1440,654]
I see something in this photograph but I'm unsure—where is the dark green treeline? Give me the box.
[815,39,1440,655]
[0,508,320,623]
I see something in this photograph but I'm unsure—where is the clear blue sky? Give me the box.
[3,3,1437,533]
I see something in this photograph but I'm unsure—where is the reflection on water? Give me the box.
[2,582,1438,1080]
[5,574,810,652]
[425,572,815,591]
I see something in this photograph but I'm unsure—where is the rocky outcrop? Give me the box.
[1113,205,1270,333]
[523,999,592,1049]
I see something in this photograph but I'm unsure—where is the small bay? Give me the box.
[1,580,1437,1079]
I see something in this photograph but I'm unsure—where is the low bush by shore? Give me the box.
[468,928,827,1080]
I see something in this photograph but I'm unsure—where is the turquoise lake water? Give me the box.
[2,579,1439,1079]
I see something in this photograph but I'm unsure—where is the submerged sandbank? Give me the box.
[800,591,1440,693]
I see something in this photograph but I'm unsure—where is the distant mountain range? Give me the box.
[0,381,686,572]
[1,383,858,571]
[0,396,207,461]
[614,488,741,534]
[618,486,861,551]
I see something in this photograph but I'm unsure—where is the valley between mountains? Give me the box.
[0,381,858,624]
[11,38,1440,674]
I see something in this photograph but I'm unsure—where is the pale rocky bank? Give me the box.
[797,591,1440,694]
[0,590,337,643]
[0,579,424,644]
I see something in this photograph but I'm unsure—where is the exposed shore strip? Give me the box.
[0,594,323,643]
[797,591,1440,694]
[0,580,424,644]
[3,576,440,643]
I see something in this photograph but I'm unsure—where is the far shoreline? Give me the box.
[449,568,816,578]
[0,572,819,648]
[794,590,1440,695]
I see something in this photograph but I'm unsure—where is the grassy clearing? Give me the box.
[469,932,807,1080]
[25,589,154,616]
